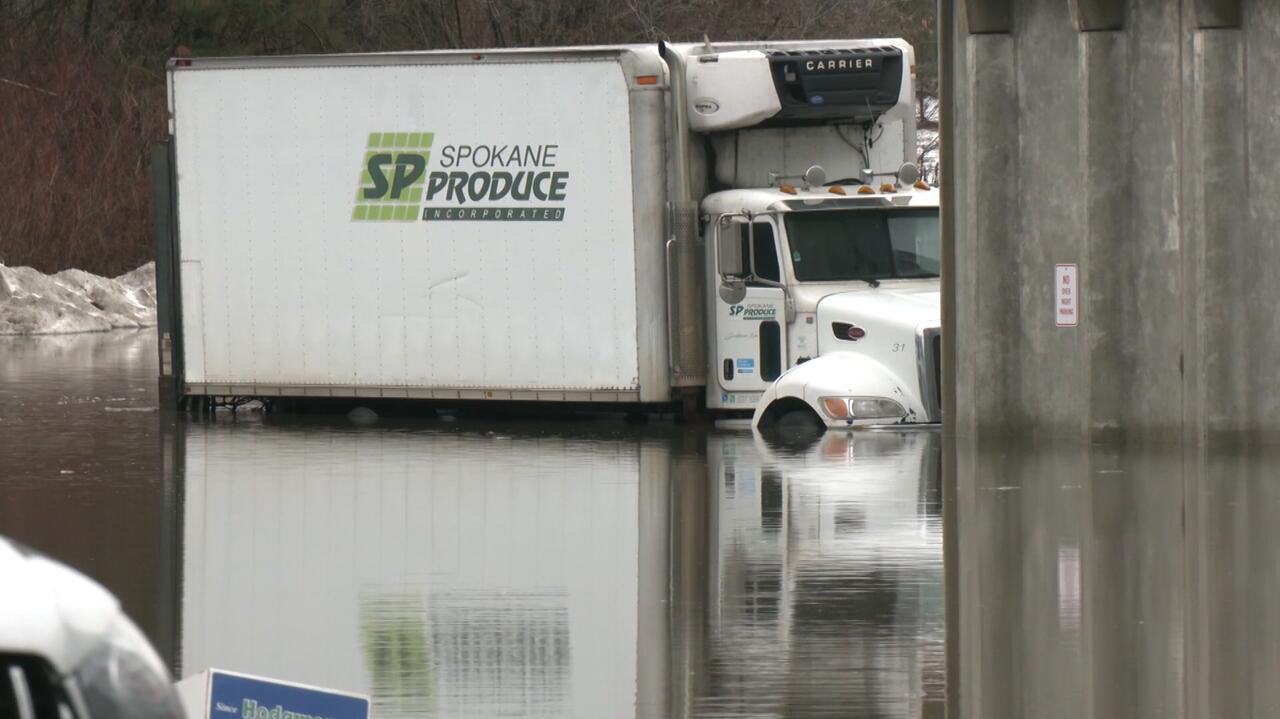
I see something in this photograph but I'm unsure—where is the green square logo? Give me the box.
[354,131,433,221]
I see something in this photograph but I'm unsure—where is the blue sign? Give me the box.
[735,357,755,374]
[208,671,369,719]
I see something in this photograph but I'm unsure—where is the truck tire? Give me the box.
[774,407,824,434]
[768,406,825,448]
[759,399,825,446]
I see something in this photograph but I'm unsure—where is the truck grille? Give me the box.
[917,328,942,422]
[1,655,85,719]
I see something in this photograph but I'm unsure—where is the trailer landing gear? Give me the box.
[676,390,702,424]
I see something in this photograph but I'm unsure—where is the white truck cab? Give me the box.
[663,41,942,429]
[705,186,940,430]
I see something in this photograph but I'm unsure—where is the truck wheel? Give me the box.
[760,401,825,447]
[774,407,824,435]
[768,408,825,448]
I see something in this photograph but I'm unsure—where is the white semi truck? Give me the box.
[155,39,940,429]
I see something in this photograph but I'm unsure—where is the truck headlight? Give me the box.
[72,614,184,718]
[820,396,907,421]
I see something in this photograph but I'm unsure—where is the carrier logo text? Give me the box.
[804,57,875,72]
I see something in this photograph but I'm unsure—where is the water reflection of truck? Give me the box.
[157,39,940,429]
[178,423,664,718]
[703,431,945,716]
[174,422,943,718]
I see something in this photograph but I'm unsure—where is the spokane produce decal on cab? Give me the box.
[351,131,568,223]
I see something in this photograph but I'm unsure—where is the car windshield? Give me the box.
[783,209,940,282]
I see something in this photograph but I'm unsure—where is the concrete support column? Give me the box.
[1182,30,1246,444]
[954,34,1021,437]
[1069,0,1124,31]
[962,0,1012,33]
[1237,1,1280,437]
[1195,0,1242,28]
[1078,32,1132,440]
[666,457,709,719]
[944,1,1280,717]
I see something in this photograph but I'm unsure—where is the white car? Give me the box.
[0,536,183,718]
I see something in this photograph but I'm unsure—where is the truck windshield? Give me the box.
[783,209,940,282]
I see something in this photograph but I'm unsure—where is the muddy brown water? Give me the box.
[0,330,944,717]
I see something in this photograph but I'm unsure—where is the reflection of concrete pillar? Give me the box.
[635,444,671,719]
[666,453,710,719]
[1190,446,1249,716]
[1086,442,1185,718]
[954,440,1024,719]
[156,412,186,674]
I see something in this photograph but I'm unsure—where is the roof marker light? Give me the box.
[880,182,896,193]
[914,179,931,190]
[635,75,659,85]
[828,186,846,195]
[856,185,876,195]
[779,183,798,195]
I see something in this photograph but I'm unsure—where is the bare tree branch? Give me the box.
[0,76,57,96]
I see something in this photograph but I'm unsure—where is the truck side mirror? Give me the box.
[897,162,920,186]
[718,220,745,278]
[718,277,747,304]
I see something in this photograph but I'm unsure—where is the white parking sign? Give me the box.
[1055,264,1078,327]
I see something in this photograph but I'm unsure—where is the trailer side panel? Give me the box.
[171,58,643,396]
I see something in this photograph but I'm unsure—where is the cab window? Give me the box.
[738,222,780,283]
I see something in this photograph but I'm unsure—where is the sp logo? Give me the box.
[365,153,426,201]
[729,304,777,320]
[353,131,433,222]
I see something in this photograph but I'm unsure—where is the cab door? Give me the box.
[713,217,788,395]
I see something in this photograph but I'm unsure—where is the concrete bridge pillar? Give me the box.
[942,1,1279,717]
[944,0,1271,444]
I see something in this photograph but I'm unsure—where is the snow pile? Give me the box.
[0,261,156,335]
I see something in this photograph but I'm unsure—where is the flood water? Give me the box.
[0,331,945,718]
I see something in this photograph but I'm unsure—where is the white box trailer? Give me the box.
[160,48,671,404]
[155,40,941,428]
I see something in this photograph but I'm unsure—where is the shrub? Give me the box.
[0,39,164,276]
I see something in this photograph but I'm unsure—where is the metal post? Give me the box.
[937,2,960,717]
[658,42,707,391]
